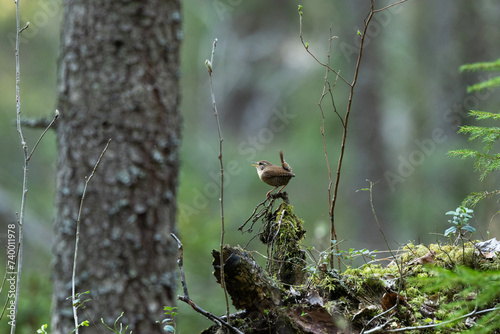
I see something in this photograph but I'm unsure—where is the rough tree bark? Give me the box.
[52,1,182,333]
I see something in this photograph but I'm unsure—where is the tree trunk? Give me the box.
[52,1,182,333]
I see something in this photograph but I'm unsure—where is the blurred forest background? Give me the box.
[1,0,500,333]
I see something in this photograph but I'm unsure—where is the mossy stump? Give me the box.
[259,202,307,286]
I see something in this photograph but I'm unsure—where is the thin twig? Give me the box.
[19,21,29,33]
[18,116,56,129]
[239,197,269,232]
[11,1,29,331]
[318,32,335,204]
[171,234,244,334]
[171,234,189,298]
[316,27,341,270]
[299,1,411,272]
[239,192,289,233]
[71,139,111,333]
[364,305,500,333]
[298,10,349,86]
[373,0,410,13]
[360,303,398,334]
[205,38,231,328]
[299,3,378,270]
[329,2,376,270]
[27,109,59,161]
[365,180,400,265]
[360,180,407,333]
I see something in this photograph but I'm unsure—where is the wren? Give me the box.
[252,150,295,198]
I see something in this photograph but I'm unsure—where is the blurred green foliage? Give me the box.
[417,266,500,333]
[0,266,52,334]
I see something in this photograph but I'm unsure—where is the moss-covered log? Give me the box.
[212,245,282,314]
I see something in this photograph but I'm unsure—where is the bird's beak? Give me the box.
[251,162,258,167]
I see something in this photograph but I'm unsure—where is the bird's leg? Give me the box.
[266,186,278,198]
[277,184,287,194]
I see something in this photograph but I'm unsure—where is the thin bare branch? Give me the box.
[27,109,59,161]
[299,1,408,271]
[171,234,189,298]
[11,1,28,331]
[315,27,341,270]
[18,116,57,129]
[171,234,244,334]
[364,305,500,333]
[374,0,410,13]
[205,38,231,328]
[298,9,350,86]
[71,139,111,333]
[328,0,376,270]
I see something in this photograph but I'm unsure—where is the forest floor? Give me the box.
[196,200,500,334]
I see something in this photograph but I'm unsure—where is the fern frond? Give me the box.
[467,76,500,93]
[459,58,500,72]
[449,149,479,159]
[458,125,492,139]
[457,126,500,152]
[474,154,500,180]
[452,59,500,208]
[449,150,500,180]
[463,190,500,208]
[469,110,500,120]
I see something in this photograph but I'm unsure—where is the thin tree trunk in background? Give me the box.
[52,1,182,333]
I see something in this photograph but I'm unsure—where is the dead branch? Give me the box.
[171,234,243,334]
[239,192,290,233]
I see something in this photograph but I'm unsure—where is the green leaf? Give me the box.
[462,225,476,233]
[444,226,457,236]
[163,325,175,333]
[37,324,48,334]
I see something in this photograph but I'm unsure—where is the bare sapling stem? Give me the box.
[11,1,58,332]
[13,3,27,330]
[205,38,231,329]
[299,0,408,270]
[71,139,111,333]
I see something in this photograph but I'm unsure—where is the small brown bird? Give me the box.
[252,150,295,198]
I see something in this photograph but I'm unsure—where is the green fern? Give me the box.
[459,58,500,72]
[465,77,500,93]
[449,59,500,207]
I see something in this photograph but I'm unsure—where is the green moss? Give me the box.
[260,203,307,286]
